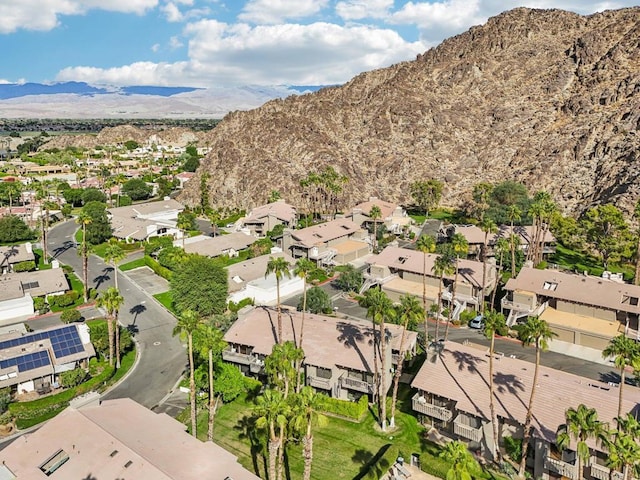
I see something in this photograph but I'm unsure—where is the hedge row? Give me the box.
[318,394,368,421]
[144,255,173,280]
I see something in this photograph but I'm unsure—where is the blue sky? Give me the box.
[0,0,636,88]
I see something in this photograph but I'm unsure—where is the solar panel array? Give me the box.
[0,325,85,360]
[0,350,51,372]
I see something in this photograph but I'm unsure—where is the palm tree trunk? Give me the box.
[422,252,428,346]
[491,252,504,308]
[296,278,307,393]
[189,334,197,437]
[82,224,89,303]
[302,432,313,480]
[276,278,282,344]
[435,276,443,341]
[489,333,501,462]
[510,222,516,277]
[208,348,215,441]
[115,311,121,369]
[445,261,458,341]
[481,237,488,316]
[268,435,278,480]
[518,343,542,478]
[373,221,377,253]
[618,367,625,418]
[390,322,408,428]
[379,321,387,431]
[372,328,379,408]
[113,260,119,290]
[107,314,114,367]
[276,425,285,480]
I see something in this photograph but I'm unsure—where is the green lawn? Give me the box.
[550,244,634,282]
[153,291,176,315]
[33,248,52,270]
[119,257,146,271]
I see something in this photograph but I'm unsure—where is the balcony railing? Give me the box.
[222,349,263,372]
[589,461,624,480]
[501,297,536,312]
[412,393,453,422]
[341,376,374,394]
[308,376,332,390]
[453,415,483,442]
[544,457,577,480]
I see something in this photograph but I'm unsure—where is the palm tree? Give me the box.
[432,248,455,341]
[507,204,522,277]
[194,321,226,441]
[96,287,124,367]
[177,212,193,248]
[265,256,292,344]
[76,212,92,302]
[264,340,303,399]
[254,389,289,480]
[606,430,640,480]
[103,239,126,290]
[363,288,396,431]
[439,440,481,480]
[390,294,423,428]
[602,335,640,418]
[483,309,506,462]
[556,404,606,480]
[293,258,315,392]
[173,309,201,437]
[491,237,510,308]
[369,204,382,253]
[518,316,556,478]
[290,386,328,480]
[416,234,436,345]
[446,233,468,341]
[480,218,498,316]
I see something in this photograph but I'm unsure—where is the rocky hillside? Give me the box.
[180,7,640,215]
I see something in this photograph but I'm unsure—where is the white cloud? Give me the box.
[390,0,483,30]
[161,2,184,22]
[151,43,160,52]
[335,0,394,20]
[169,36,184,49]
[0,0,159,34]
[239,0,329,24]
[56,20,426,87]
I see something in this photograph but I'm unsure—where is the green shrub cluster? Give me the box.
[318,394,368,420]
[33,297,49,315]
[60,309,82,323]
[228,297,254,313]
[13,261,35,272]
[145,255,173,280]
[144,236,173,256]
[48,290,79,308]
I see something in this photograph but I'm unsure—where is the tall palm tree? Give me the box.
[173,309,201,437]
[390,294,423,428]
[507,204,522,277]
[293,258,315,392]
[606,430,640,480]
[76,212,92,302]
[491,237,510,308]
[264,340,303,399]
[265,256,292,344]
[439,440,481,480]
[194,321,226,441]
[363,288,396,431]
[518,316,556,478]
[432,247,455,341]
[556,404,606,480]
[254,389,289,480]
[480,218,498,316]
[369,204,382,253]
[446,233,468,341]
[602,335,640,418]
[96,287,124,367]
[103,239,126,290]
[416,234,436,345]
[290,386,328,480]
[483,309,506,462]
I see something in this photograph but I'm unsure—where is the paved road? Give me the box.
[47,220,186,409]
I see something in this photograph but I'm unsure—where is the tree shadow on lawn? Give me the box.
[352,444,391,480]
[234,414,266,477]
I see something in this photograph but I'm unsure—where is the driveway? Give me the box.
[125,266,171,295]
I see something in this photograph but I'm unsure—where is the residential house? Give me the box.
[108,198,184,242]
[502,267,640,350]
[227,251,303,306]
[242,199,297,237]
[0,394,260,480]
[175,171,195,189]
[365,246,497,318]
[348,197,412,235]
[0,242,35,273]
[0,266,68,321]
[177,232,256,258]
[281,218,370,266]
[0,323,95,394]
[223,307,418,401]
[411,342,640,479]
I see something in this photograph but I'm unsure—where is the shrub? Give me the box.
[33,297,49,315]
[298,286,332,314]
[144,236,173,256]
[504,435,522,462]
[228,297,254,313]
[318,394,368,421]
[60,309,82,323]
[459,310,476,326]
[48,291,79,308]
[59,368,87,388]
[0,388,11,414]
[0,215,35,243]
[145,255,173,280]
[333,264,364,292]
[13,260,35,272]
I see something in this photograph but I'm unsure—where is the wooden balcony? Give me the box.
[340,376,374,394]
[412,393,453,422]
[544,457,577,480]
[308,376,332,390]
[453,414,483,443]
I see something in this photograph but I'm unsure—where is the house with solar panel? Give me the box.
[0,324,95,394]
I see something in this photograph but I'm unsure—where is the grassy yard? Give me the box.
[119,257,146,271]
[153,291,176,315]
[549,244,634,282]
[200,385,503,480]
[33,248,52,270]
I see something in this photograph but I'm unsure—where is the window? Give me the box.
[39,450,70,476]
[542,281,558,291]
[622,295,639,306]
[316,367,332,379]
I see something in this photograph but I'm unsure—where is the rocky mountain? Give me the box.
[180,7,640,216]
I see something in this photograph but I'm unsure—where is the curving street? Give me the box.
[47,220,186,410]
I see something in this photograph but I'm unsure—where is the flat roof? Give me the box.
[539,307,621,338]
[332,239,369,255]
[383,277,441,300]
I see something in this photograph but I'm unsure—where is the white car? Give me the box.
[469,315,484,329]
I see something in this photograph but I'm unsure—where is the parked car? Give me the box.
[469,315,484,329]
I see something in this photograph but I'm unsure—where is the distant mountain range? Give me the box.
[0,82,329,118]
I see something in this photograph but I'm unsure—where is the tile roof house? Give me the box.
[502,267,640,350]
[0,395,260,480]
[178,232,256,258]
[411,342,640,479]
[223,307,418,401]
[348,197,412,235]
[227,251,303,306]
[365,246,497,318]
[242,199,297,237]
[0,242,35,273]
[281,218,370,266]
[108,198,184,242]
